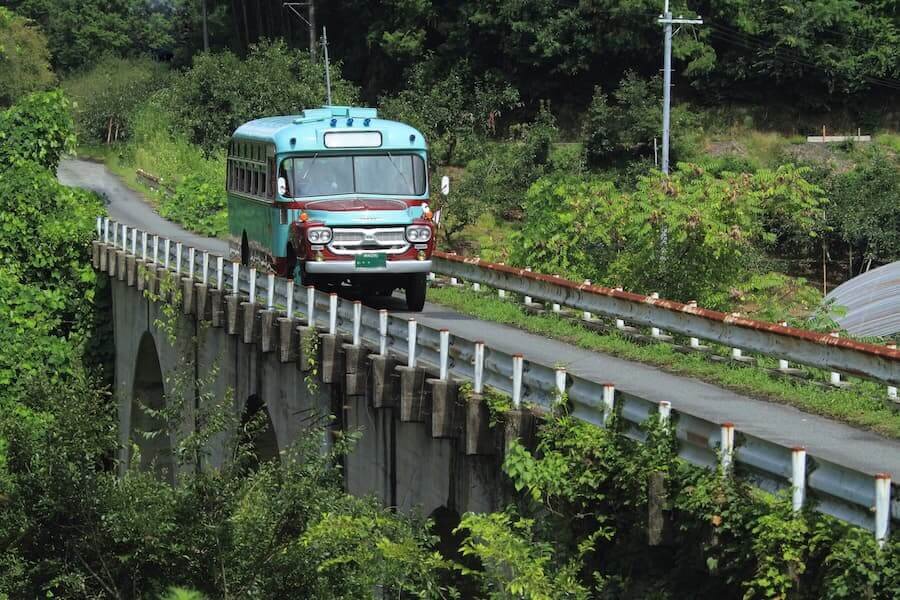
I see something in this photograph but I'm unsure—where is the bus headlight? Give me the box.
[406,225,432,243]
[307,227,333,244]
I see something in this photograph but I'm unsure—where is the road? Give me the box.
[59,158,900,476]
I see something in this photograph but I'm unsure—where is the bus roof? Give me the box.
[232,106,427,154]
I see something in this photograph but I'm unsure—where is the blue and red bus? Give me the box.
[227,106,435,310]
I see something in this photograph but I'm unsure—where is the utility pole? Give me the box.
[658,2,702,174]
[284,2,317,61]
[322,27,332,105]
[201,0,209,51]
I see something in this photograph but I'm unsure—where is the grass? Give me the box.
[427,284,900,439]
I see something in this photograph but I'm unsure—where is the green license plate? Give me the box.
[355,253,387,269]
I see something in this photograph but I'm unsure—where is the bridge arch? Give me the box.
[131,332,174,484]
[241,394,279,464]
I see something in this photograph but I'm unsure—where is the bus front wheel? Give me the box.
[405,273,427,312]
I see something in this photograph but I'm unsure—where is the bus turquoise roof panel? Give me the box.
[232,106,426,154]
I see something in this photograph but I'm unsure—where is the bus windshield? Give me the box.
[280,154,426,197]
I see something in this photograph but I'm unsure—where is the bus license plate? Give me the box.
[355,253,387,269]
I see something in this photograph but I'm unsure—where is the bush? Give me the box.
[439,106,559,243]
[379,57,520,166]
[0,90,75,171]
[63,55,169,143]
[170,40,359,154]
[582,72,699,168]
[512,163,824,307]
[0,7,54,107]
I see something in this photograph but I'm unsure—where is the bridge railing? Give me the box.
[429,251,900,391]
[96,217,897,541]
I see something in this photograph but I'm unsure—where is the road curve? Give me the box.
[58,157,900,476]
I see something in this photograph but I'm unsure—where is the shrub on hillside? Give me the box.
[512,163,824,307]
[0,7,54,107]
[379,57,520,166]
[63,55,169,144]
[170,40,359,153]
[0,90,75,171]
[582,72,699,168]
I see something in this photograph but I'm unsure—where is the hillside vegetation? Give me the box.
[1,3,899,598]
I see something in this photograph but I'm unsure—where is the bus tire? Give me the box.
[405,273,427,312]
[240,232,250,266]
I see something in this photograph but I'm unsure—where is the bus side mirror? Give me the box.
[278,176,287,196]
[440,175,450,197]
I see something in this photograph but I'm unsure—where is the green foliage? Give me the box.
[0,90,76,171]
[456,511,593,599]
[582,73,699,167]
[169,39,359,153]
[825,148,900,264]
[159,171,227,237]
[440,105,560,243]
[379,58,520,166]
[513,163,824,307]
[0,7,54,107]
[63,55,169,143]
[9,0,176,72]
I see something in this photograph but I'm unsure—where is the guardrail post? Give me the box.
[248,267,257,304]
[888,343,898,402]
[439,329,450,380]
[791,446,806,512]
[428,272,435,281]
[829,332,843,386]
[407,318,417,368]
[242,268,260,345]
[555,367,566,403]
[202,252,209,285]
[378,309,388,355]
[658,401,671,428]
[473,341,485,395]
[602,383,615,426]
[306,286,316,328]
[650,293,662,338]
[582,280,592,320]
[551,275,561,312]
[152,235,159,264]
[266,273,275,310]
[449,276,458,286]
[175,242,182,276]
[352,301,362,346]
[112,221,118,247]
[225,263,242,336]
[95,216,102,240]
[778,322,791,370]
[472,282,480,292]
[875,473,891,546]
[141,231,148,261]
[285,281,294,319]
[103,217,109,244]
[130,227,137,256]
[511,354,524,408]
[720,422,735,474]
[524,268,533,305]
[163,239,170,270]
[329,293,338,336]
[216,256,224,290]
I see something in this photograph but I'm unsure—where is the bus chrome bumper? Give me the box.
[305,259,432,275]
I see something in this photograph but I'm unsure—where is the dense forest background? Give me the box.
[1,2,900,597]
[8,0,900,127]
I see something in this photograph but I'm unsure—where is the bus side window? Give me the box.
[268,157,275,198]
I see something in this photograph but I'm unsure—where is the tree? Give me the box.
[0,7,54,107]
[169,39,359,153]
[0,90,75,172]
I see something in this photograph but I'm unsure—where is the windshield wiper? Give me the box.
[385,152,413,194]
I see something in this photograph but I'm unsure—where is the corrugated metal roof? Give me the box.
[824,261,900,337]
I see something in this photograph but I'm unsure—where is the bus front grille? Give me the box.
[329,227,409,255]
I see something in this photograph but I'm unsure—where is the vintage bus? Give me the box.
[226,106,434,311]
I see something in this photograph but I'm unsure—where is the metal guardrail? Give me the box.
[97,218,897,540]
[430,251,900,387]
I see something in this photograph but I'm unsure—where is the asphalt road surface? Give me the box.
[58,157,900,476]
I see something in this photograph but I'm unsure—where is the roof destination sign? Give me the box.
[324,131,383,148]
